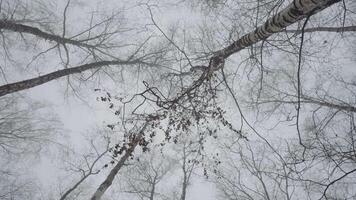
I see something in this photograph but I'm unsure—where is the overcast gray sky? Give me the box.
[1,0,356,199]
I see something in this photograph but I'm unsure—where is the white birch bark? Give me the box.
[210,0,341,68]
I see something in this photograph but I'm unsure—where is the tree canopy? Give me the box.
[0,0,355,199]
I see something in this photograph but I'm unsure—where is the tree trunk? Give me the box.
[180,144,188,200]
[149,178,156,200]
[211,0,341,66]
[59,174,89,200]
[0,60,139,97]
[90,122,149,200]
[0,20,95,48]
[180,173,187,200]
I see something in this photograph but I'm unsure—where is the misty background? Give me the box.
[0,0,355,200]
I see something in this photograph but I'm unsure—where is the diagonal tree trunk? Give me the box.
[0,20,96,48]
[210,0,341,68]
[90,122,149,200]
[0,60,142,97]
[170,0,342,109]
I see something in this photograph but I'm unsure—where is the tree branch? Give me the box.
[285,25,356,34]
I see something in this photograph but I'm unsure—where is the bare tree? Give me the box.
[0,161,40,200]
[0,0,170,97]
[58,137,110,200]
[170,135,201,200]
[118,149,176,200]
[0,95,58,155]
[0,94,59,200]
[1,0,355,199]
[87,1,351,199]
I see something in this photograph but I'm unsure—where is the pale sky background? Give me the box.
[1,0,356,199]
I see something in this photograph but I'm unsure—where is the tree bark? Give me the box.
[59,174,89,200]
[149,177,156,200]
[0,60,140,97]
[0,20,96,48]
[90,122,149,200]
[180,172,187,200]
[212,0,341,64]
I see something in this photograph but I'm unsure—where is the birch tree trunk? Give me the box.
[210,0,341,68]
